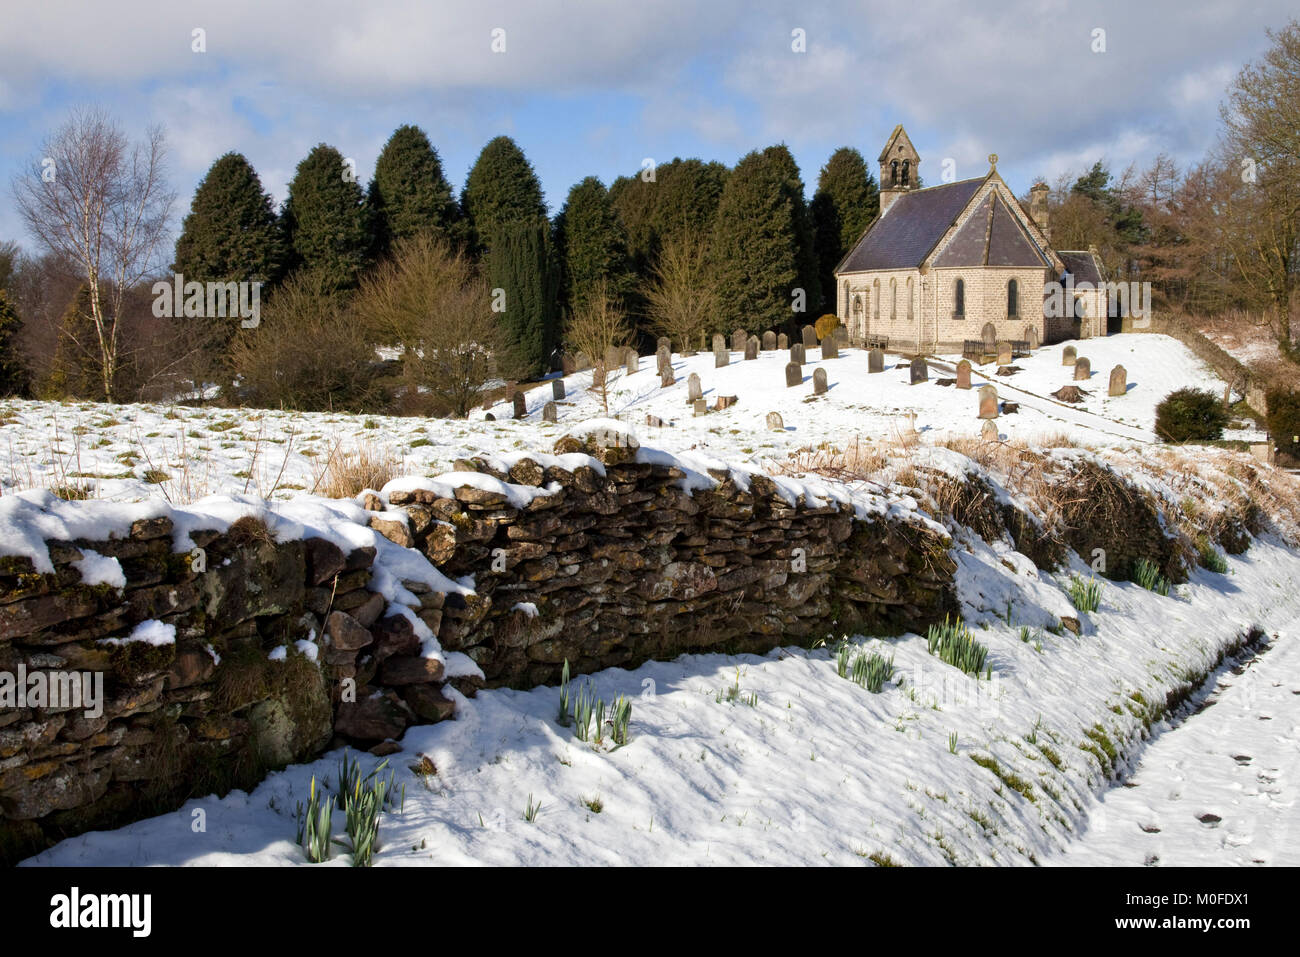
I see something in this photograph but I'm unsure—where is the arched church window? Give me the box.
[890,278,897,320]
[955,278,965,317]
[890,160,898,187]
[873,280,880,321]
[901,160,910,187]
[906,277,914,320]
[1007,278,1019,318]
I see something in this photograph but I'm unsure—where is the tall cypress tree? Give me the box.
[282,143,372,290]
[761,144,820,318]
[811,147,879,313]
[710,149,804,334]
[173,152,285,285]
[552,177,633,314]
[461,136,548,258]
[0,289,26,397]
[490,223,555,378]
[368,125,458,257]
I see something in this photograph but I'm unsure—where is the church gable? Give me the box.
[987,194,1051,267]
[931,193,993,267]
[929,182,1052,270]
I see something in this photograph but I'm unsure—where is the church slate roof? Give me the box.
[837,177,985,272]
[986,194,1051,267]
[1058,250,1104,284]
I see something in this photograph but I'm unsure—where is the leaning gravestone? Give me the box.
[512,392,527,419]
[978,384,999,419]
[956,359,972,390]
[996,340,1012,365]
[656,345,671,375]
[745,336,758,360]
[822,336,839,359]
[625,349,638,375]
[910,357,928,384]
[1062,345,1077,366]
[660,367,675,388]
[552,379,565,400]
[868,348,884,373]
[791,343,806,365]
[1109,364,1127,397]
[766,412,784,431]
[1074,357,1091,381]
[712,333,726,354]
[813,367,828,395]
[981,419,999,441]
[835,326,848,345]
[715,346,729,368]
[687,372,702,402]
[777,333,789,350]
[542,401,557,422]
[605,345,623,371]
[802,325,817,349]
[981,322,997,352]
[762,331,776,350]
[785,362,802,387]
[732,328,747,353]
[693,398,708,417]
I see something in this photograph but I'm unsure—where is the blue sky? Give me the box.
[1,0,1294,251]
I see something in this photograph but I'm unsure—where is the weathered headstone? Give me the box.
[777,333,789,350]
[909,357,928,384]
[731,328,747,353]
[484,412,495,421]
[660,367,675,388]
[624,349,638,375]
[542,401,557,422]
[1073,357,1091,381]
[868,348,884,373]
[714,346,729,368]
[762,331,776,351]
[785,362,802,387]
[813,367,828,395]
[552,379,565,401]
[645,414,665,428]
[766,412,784,431]
[745,336,758,360]
[712,333,726,354]
[687,372,702,402]
[656,336,671,353]
[561,353,576,376]
[996,340,1012,365]
[714,395,738,411]
[575,351,592,371]
[1062,345,1077,366]
[822,336,839,359]
[956,358,972,390]
[978,384,999,419]
[1108,364,1126,397]
[656,345,671,375]
[801,325,817,349]
[835,326,848,345]
[693,398,708,417]
[605,345,623,371]
[981,419,999,441]
[791,343,806,365]
[512,392,527,419]
[1027,326,1040,350]
[981,322,997,351]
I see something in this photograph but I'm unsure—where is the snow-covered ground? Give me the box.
[0,334,1264,505]
[7,332,1295,867]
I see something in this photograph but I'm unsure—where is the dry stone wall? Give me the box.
[0,429,957,862]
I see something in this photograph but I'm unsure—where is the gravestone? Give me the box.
[552,379,565,400]
[978,384,999,419]
[561,353,576,376]
[712,333,726,354]
[605,345,623,371]
[485,412,495,421]
[1073,357,1091,381]
[956,359,972,390]
[791,343,806,365]
[645,414,665,428]
[777,333,789,350]
[868,348,884,373]
[656,345,671,375]
[693,398,708,417]
[542,401,557,422]
[766,412,784,431]
[1108,364,1126,397]
[981,322,997,351]
[714,395,738,411]
[785,362,802,387]
[1027,326,1040,350]
[656,336,671,353]
[745,336,759,360]
[801,325,817,349]
[512,392,527,419]
[575,351,592,371]
[835,326,848,345]
[822,336,839,359]
[732,328,747,353]
[687,373,702,402]
[762,331,776,350]
[624,349,638,375]
[910,357,928,384]
[996,340,1012,365]
[714,346,729,368]
[813,367,828,395]
[660,367,675,388]
[981,419,999,441]
[1062,345,1077,366]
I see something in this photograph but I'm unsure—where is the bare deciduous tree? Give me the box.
[563,279,631,415]
[644,231,717,355]
[12,108,174,401]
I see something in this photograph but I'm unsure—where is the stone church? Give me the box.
[834,126,1109,354]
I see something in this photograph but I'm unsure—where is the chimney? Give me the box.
[1029,182,1050,239]
[880,189,901,215]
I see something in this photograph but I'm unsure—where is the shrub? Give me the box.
[313,441,403,499]
[1265,386,1300,466]
[1154,387,1229,443]
[814,313,839,342]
